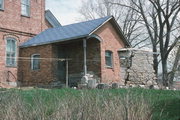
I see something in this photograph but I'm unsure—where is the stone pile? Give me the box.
[124,50,158,87]
[78,71,99,89]
[77,49,159,89]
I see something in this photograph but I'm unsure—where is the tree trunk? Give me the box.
[153,45,158,76]
[168,46,180,86]
[162,58,168,86]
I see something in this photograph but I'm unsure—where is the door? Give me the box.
[57,47,66,83]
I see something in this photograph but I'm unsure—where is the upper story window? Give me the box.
[0,0,4,10]
[105,50,113,68]
[21,0,30,16]
[31,54,40,70]
[6,38,17,67]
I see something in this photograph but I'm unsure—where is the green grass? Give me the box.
[0,88,180,120]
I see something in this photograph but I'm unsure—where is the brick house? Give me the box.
[0,0,160,88]
[19,16,131,87]
[0,0,60,87]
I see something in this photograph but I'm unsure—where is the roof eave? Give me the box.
[110,16,131,47]
[89,16,113,36]
[89,16,131,47]
[19,35,88,48]
[45,10,61,27]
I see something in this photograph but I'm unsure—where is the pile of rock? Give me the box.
[121,50,158,88]
[70,71,100,87]
[78,81,160,89]
[78,72,98,89]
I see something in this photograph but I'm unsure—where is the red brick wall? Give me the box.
[56,40,101,76]
[87,39,101,77]
[62,41,84,75]
[18,40,101,86]
[0,32,31,83]
[18,44,54,86]
[0,0,49,85]
[0,0,48,34]
[95,22,125,84]
[52,40,101,85]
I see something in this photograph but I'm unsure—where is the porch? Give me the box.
[18,36,102,87]
[51,36,101,87]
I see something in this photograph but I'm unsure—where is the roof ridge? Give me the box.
[43,16,112,31]
[56,16,112,28]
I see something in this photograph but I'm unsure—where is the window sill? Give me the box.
[0,8,4,11]
[21,15,30,18]
[31,69,40,72]
[106,66,113,69]
[6,65,17,68]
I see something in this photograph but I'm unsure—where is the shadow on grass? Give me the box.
[153,98,180,120]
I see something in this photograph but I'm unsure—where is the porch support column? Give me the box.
[66,59,69,88]
[83,38,87,75]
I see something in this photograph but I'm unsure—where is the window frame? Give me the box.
[31,54,40,70]
[6,37,17,67]
[0,0,4,10]
[105,50,113,68]
[21,0,30,17]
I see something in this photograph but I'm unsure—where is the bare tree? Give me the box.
[79,0,145,46]
[168,40,180,85]
[79,0,180,86]
[110,0,180,86]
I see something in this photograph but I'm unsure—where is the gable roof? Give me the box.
[20,16,130,48]
[45,10,61,27]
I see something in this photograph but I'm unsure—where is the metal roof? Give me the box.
[20,16,130,48]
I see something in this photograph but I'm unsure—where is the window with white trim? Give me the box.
[6,38,17,67]
[31,54,40,70]
[21,0,30,16]
[0,0,4,10]
[105,50,113,68]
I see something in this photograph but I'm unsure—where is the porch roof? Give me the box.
[20,16,130,48]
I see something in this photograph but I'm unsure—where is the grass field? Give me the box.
[0,88,180,120]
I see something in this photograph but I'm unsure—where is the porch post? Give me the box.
[83,39,87,75]
[66,59,69,88]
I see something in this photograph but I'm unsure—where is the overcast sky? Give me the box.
[46,0,84,25]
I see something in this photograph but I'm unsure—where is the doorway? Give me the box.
[57,47,66,83]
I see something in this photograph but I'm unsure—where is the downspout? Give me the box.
[83,38,87,75]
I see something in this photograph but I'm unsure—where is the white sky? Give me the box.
[46,0,84,25]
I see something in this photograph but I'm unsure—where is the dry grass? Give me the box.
[0,89,153,120]
[55,93,152,120]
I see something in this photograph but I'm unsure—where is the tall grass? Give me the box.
[0,88,179,120]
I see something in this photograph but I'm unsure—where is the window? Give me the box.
[31,54,40,70]
[6,38,17,67]
[21,0,30,16]
[0,0,4,10]
[105,51,113,68]
[119,51,133,68]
